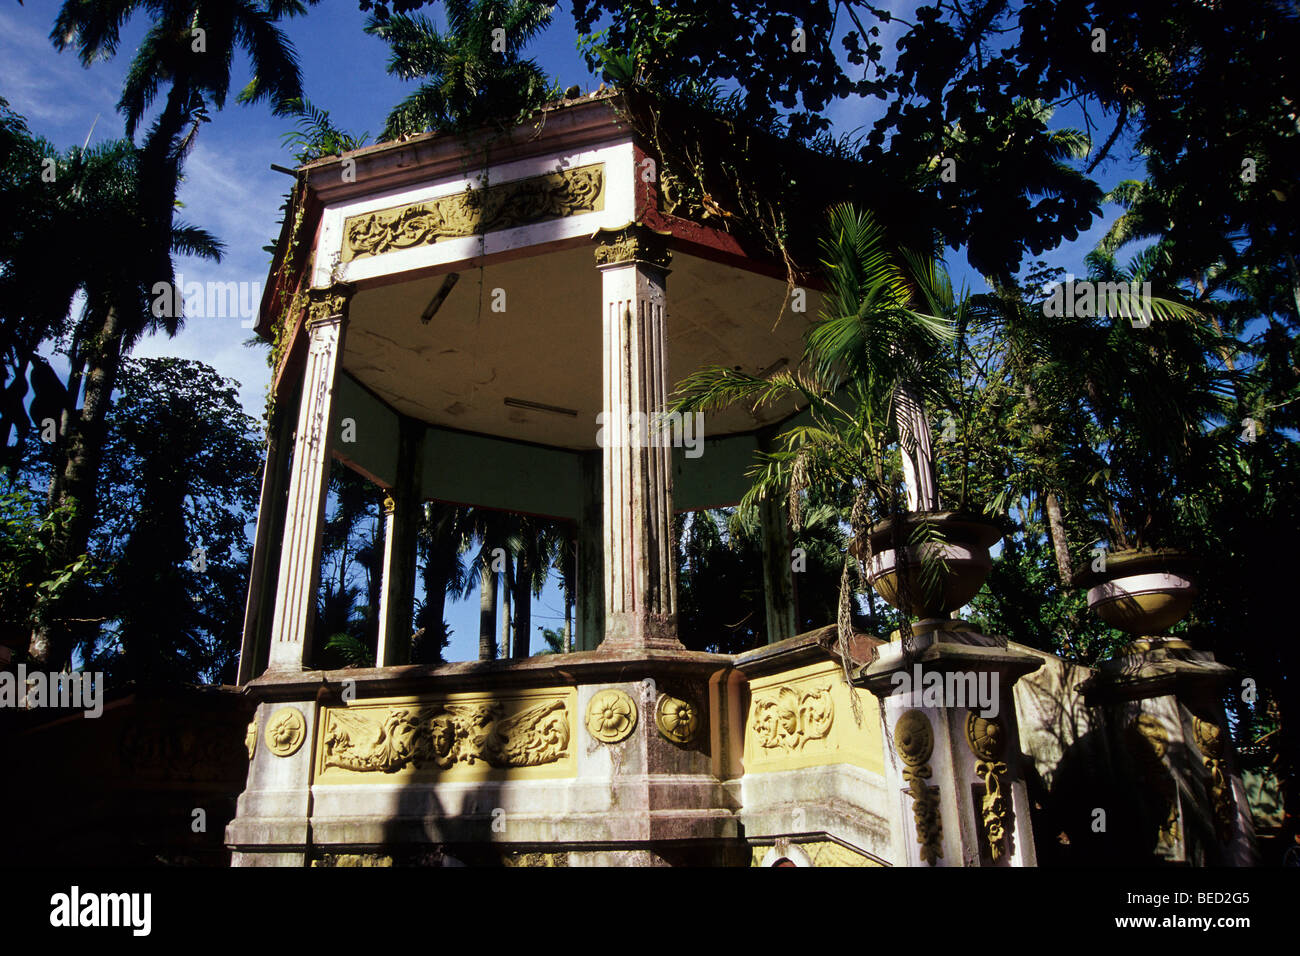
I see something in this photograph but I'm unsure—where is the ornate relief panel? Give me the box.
[1191,716,1236,843]
[965,712,1013,862]
[895,709,943,865]
[315,688,577,783]
[341,164,605,263]
[742,661,883,774]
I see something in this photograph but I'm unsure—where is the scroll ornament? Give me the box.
[306,284,354,327]
[751,685,834,753]
[344,165,605,262]
[1192,717,1236,843]
[895,709,943,865]
[322,699,570,772]
[965,713,1013,861]
[592,222,673,270]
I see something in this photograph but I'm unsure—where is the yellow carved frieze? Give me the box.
[965,713,1013,861]
[315,688,577,783]
[342,164,605,262]
[743,661,884,774]
[895,709,943,865]
[1191,716,1236,843]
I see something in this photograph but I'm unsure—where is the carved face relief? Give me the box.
[750,685,834,753]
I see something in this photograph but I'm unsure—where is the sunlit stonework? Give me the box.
[585,688,638,743]
[343,164,605,262]
[265,707,307,758]
[655,693,698,745]
[750,684,834,752]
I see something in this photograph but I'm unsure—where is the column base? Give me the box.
[600,612,684,651]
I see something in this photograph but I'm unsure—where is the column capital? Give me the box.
[306,283,356,327]
[592,221,673,272]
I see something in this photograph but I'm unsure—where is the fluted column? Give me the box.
[594,223,680,650]
[237,377,298,684]
[267,285,354,671]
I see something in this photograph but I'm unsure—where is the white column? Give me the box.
[374,496,399,666]
[236,389,296,684]
[594,223,679,650]
[267,285,353,671]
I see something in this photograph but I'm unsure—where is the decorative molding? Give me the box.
[965,713,1012,861]
[306,284,355,327]
[592,221,673,270]
[265,707,307,758]
[343,164,605,262]
[895,709,943,865]
[586,688,638,743]
[1192,717,1236,842]
[1126,714,1179,849]
[322,699,570,773]
[655,693,698,745]
[312,853,394,867]
[751,684,834,753]
[245,717,258,760]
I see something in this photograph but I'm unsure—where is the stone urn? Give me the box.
[852,511,1003,620]
[1073,548,1197,635]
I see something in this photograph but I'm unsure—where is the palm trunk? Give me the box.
[512,549,531,658]
[477,560,497,660]
[29,303,123,668]
[1043,492,1074,585]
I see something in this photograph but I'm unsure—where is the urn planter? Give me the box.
[1074,548,1197,636]
[852,511,1003,620]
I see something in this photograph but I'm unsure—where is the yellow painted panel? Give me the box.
[314,686,577,783]
[743,660,884,775]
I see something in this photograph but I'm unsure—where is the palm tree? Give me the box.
[26,132,223,668]
[365,0,558,140]
[30,1,315,667]
[459,506,513,660]
[673,203,957,650]
[414,500,471,663]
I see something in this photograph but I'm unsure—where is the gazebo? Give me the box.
[225,92,1257,868]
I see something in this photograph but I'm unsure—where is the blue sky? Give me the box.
[2,1,1142,661]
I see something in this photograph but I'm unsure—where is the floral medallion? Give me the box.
[655,694,698,745]
[265,707,307,758]
[585,689,638,744]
